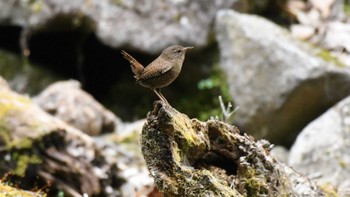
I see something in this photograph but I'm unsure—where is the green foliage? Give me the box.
[193,63,232,121]
[0,49,61,95]
[344,1,350,16]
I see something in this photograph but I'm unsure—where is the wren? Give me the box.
[121,45,193,104]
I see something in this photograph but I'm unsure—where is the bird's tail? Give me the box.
[121,50,144,79]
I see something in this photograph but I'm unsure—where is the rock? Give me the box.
[141,101,327,196]
[235,0,284,14]
[321,21,350,52]
[0,49,61,95]
[0,76,10,91]
[290,24,315,40]
[34,80,116,136]
[0,0,236,53]
[286,0,350,67]
[94,118,154,197]
[215,9,350,146]
[270,145,289,164]
[0,81,123,196]
[289,95,350,190]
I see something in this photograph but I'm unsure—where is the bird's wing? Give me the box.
[121,50,144,78]
[139,58,173,80]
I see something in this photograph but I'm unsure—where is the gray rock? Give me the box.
[34,80,117,136]
[215,10,350,146]
[289,95,350,190]
[270,145,289,164]
[322,21,350,54]
[0,76,10,91]
[0,0,236,53]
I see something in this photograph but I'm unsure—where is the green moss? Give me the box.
[316,49,345,67]
[172,113,199,146]
[12,154,42,176]
[319,183,339,197]
[0,93,31,117]
[8,138,33,150]
[0,92,38,149]
[171,113,208,165]
[0,181,46,197]
[30,0,44,13]
[117,130,140,144]
[338,160,347,168]
[112,0,123,6]
[239,165,270,196]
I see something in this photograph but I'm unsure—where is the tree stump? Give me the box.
[141,101,329,196]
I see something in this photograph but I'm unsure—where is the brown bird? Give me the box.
[121,45,193,104]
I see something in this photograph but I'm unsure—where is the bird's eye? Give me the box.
[174,49,181,53]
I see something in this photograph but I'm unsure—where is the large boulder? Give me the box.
[34,80,117,136]
[289,95,350,195]
[0,0,236,53]
[215,9,350,146]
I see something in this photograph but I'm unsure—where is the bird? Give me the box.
[121,45,193,104]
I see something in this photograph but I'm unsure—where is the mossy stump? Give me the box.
[0,80,122,196]
[141,101,327,197]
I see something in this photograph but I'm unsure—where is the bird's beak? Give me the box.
[182,46,194,51]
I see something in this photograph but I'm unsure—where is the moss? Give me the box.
[171,112,208,165]
[8,138,33,150]
[0,92,31,117]
[239,164,270,196]
[112,0,123,6]
[0,92,38,149]
[316,49,345,67]
[172,113,200,146]
[173,167,240,196]
[12,154,42,176]
[318,183,339,197]
[338,160,347,168]
[30,0,44,13]
[0,181,46,197]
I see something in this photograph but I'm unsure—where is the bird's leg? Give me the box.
[153,89,169,104]
[158,89,169,104]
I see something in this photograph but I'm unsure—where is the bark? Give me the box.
[141,101,331,196]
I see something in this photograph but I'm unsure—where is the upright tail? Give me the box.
[121,50,144,79]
